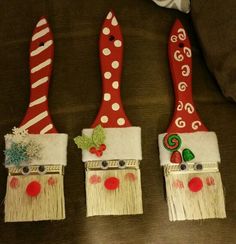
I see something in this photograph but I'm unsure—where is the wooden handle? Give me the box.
[92,11,131,128]
[167,19,207,133]
[20,17,57,134]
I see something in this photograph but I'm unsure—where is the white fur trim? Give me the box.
[5,134,68,167]
[82,127,142,162]
[158,132,220,166]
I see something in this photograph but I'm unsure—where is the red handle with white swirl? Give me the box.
[167,19,207,133]
[92,10,131,128]
[20,17,57,134]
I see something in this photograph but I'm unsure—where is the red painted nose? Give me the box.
[104,177,119,190]
[26,181,41,197]
[188,177,203,192]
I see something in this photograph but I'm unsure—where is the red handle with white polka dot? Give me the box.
[167,19,207,133]
[92,11,131,128]
[19,17,57,134]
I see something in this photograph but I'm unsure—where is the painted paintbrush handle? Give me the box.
[167,19,207,133]
[92,11,131,128]
[20,17,57,134]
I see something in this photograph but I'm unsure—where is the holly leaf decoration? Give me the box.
[92,125,105,147]
[74,135,94,150]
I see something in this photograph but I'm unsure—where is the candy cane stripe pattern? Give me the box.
[4,17,68,222]
[20,17,57,134]
[92,10,131,128]
[167,19,207,133]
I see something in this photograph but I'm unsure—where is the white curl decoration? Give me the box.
[178,81,188,91]
[170,35,178,42]
[184,103,194,114]
[181,65,190,77]
[183,47,192,57]
[192,121,202,130]
[177,28,186,41]
[175,117,186,128]
[177,101,183,111]
[174,50,184,62]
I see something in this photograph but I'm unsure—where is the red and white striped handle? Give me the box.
[20,17,57,134]
[167,19,207,133]
[92,11,131,128]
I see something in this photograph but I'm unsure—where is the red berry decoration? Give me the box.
[104,177,119,190]
[95,150,103,157]
[99,144,106,151]
[89,147,96,154]
[26,181,41,197]
[170,151,182,164]
[188,177,203,192]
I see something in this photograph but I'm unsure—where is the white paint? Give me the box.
[184,103,194,114]
[192,121,202,130]
[101,116,108,123]
[178,81,188,91]
[112,103,120,111]
[106,12,112,19]
[36,18,47,27]
[20,111,48,130]
[104,72,112,79]
[102,48,111,56]
[104,93,111,101]
[112,81,119,89]
[40,124,53,134]
[111,16,118,26]
[32,27,49,41]
[174,50,184,62]
[114,40,122,47]
[181,65,190,77]
[177,101,183,111]
[31,58,52,73]
[175,117,186,128]
[32,77,48,88]
[29,96,47,107]
[111,61,119,69]
[30,40,53,56]
[117,118,125,126]
[102,27,110,35]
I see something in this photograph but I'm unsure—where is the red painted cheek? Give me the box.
[89,175,101,184]
[26,181,41,197]
[48,177,57,186]
[125,173,136,182]
[104,177,119,190]
[10,177,20,189]
[188,177,203,192]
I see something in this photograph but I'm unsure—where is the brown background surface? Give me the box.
[0,0,236,243]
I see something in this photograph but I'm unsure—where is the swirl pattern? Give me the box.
[175,117,186,128]
[163,133,182,152]
[178,81,188,91]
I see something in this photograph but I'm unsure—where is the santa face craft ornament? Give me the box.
[4,17,68,222]
[158,19,226,221]
[74,11,143,216]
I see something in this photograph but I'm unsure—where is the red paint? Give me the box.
[125,172,136,182]
[89,147,97,154]
[206,176,215,186]
[170,151,182,164]
[99,144,106,151]
[48,177,57,186]
[20,17,57,134]
[26,180,41,197]
[167,19,207,133]
[89,175,102,184]
[92,11,131,128]
[104,176,119,190]
[10,177,20,189]
[172,179,184,189]
[95,150,103,157]
[188,177,203,192]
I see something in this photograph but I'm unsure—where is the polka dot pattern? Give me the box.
[92,11,131,128]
